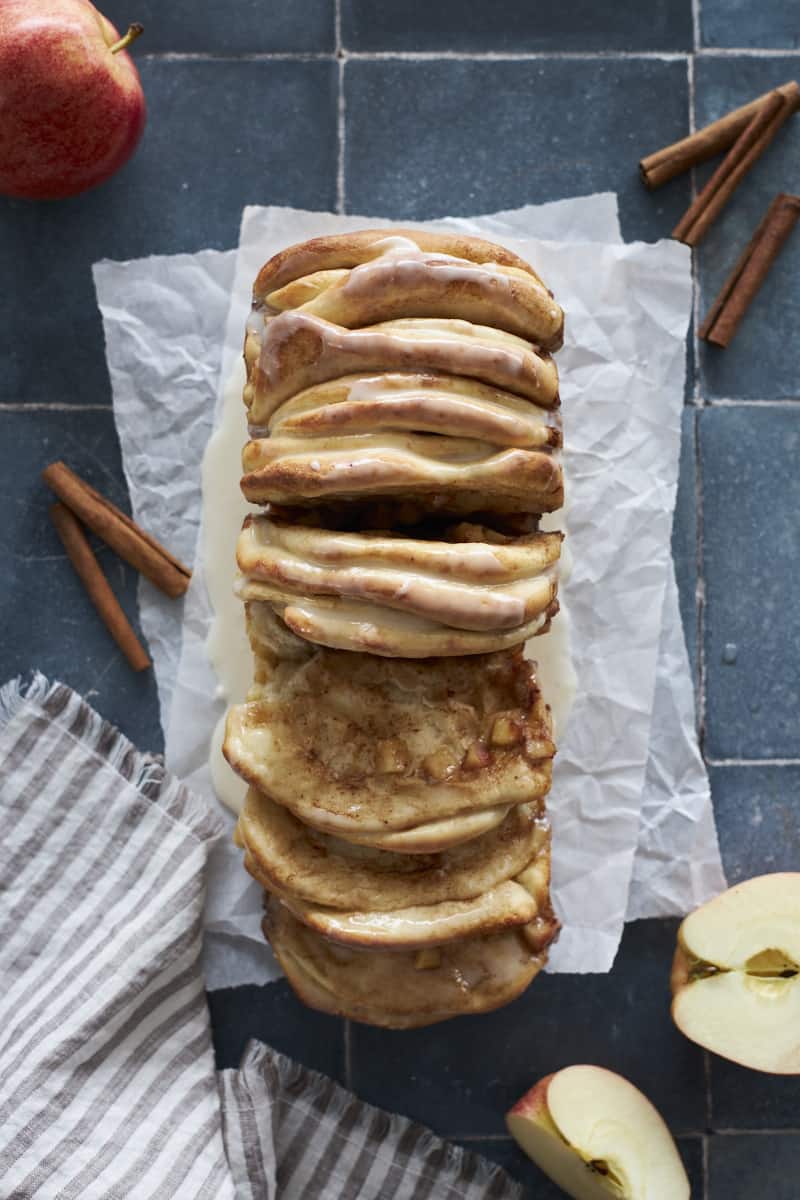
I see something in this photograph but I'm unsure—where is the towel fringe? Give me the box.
[238,1040,525,1198]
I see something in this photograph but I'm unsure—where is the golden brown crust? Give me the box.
[223,647,555,838]
[263,258,563,350]
[253,227,546,298]
[235,516,561,633]
[264,899,555,1028]
[244,313,560,425]
[237,789,547,911]
[268,373,563,448]
[227,226,565,1027]
[241,436,563,515]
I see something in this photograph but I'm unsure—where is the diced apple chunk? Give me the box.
[490,714,523,747]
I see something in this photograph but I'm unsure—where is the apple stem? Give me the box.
[109,23,144,54]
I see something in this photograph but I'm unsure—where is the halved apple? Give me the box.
[506,1065,689,1199]
[671,872,800,1074]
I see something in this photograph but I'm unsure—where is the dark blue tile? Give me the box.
[709,765,800,883]
[694,58,800,399]
[350,919,705,1137]
[342,0,692,51]
[103,0,334,52]
[710,1056,800,1132]
[464,1135,704,1198]
[0,411,162,751]
[0,60,337,405]
[673,409,698,679]
[709,1134,800,1199]
[701,0,800,49]
[700,407,800,758]
[344,59,690,244]
[207,982,346,1079]
[463,1140,566,1200]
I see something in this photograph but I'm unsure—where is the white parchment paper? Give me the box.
[94,198,724,987]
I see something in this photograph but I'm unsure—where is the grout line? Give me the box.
[458,1130,726,1143]
[686,53,703,409]
[698,46,800,57]
[693,0,702,531]
[343,1019,353,1088]
[334,0,346,214]
[342,49,689,61]
[702,1133,710,1200]
[706,396,800,406]
[334,0,342,54]
[714,1127,800,1135]
[461,1128,800,1141]
[137,47,800,64]
[693,407,707,752]
[453,1134,514,1143]
[691,0,702,53]
[337,58,347,214]
[707,757,800,766]
[141,52,333,62]
[9,398,793,414]
[0,403,112,412]
[704,1050,713,1131]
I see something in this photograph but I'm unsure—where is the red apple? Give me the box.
[0,1,146,199]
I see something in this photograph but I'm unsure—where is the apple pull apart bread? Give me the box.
[224,229,566,1027]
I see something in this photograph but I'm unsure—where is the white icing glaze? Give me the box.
[202,359,257,814]
[532,508,577,738]
[270,373,558,449]
[209,712,247,814]
[341,250,519,298]
[237,518,559,632]
[255,311,558,415]
[277,596,553,657]
[366,235,422,256]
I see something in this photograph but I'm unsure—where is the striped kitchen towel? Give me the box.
[0,674,522,1200]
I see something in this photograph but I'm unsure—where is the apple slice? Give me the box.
[671,872,800,1074]
[506,1065,689,1199]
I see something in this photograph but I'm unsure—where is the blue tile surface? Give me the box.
[349,919,705,1137]
[701,0,800,49]
[0,59,337,405]
[342,0,693,52]
[710,765,800,883]
[710,1054,800,1132]
[0,411,163,752]
[708,1134,800,1199]
[344,59,691,243]
[673,409,698,679]
[694,58,800,399]
[207,983,346,1080]
[103,0,335,53]
[466,1134,705,1198]
[700,406,800,759]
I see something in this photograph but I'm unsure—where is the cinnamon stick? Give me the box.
[640,80,800,189]
[42,461,190,599]
[699,192,800,348]
[50,502,151,672]
[673,90,791,246]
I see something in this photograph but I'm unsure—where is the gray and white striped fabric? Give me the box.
[0,674,523,1200]
[220,1042,522,1200]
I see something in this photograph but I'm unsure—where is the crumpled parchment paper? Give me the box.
[94,197,724,987]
